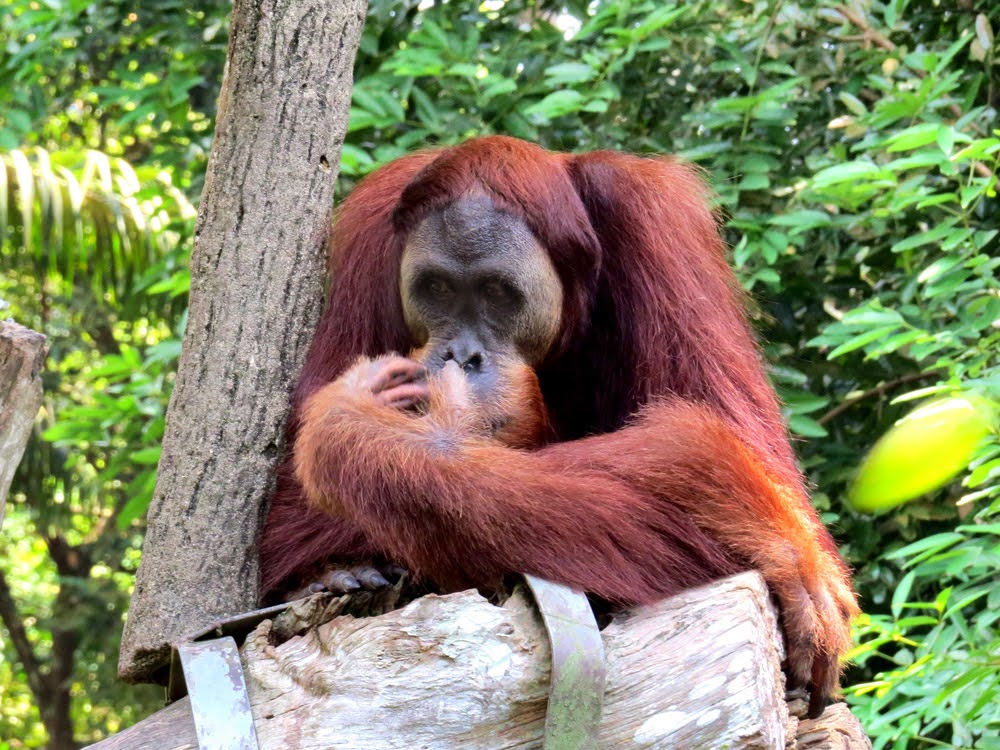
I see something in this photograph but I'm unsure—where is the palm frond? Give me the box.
[0,147,195,304]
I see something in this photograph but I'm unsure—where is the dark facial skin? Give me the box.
[400,193,563,401]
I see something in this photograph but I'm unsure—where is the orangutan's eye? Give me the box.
[481,278,517,305]
[423,276,453,299]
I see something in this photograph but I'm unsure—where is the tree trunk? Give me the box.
[0,320,46,525]
[39,663,78,750]
[93,573,871,750]
[118,0,368,684]
[0,322,79,748]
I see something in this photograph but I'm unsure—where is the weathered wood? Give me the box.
[0,320,47,526]
[119,0,368,683]
[94,573,870,749]
[793,702,872,750]
[85,698,197,750]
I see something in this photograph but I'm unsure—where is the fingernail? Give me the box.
[385,565,407,581]
[321,571,362,592]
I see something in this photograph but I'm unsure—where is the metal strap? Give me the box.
[524,574,606,750]
[177,637,260,750]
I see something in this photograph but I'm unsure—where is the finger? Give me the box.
[367,358,426,392]
[378,383,431,409]
[352,566,391,589]
[787,631,820,694]
[807,690,828,720]
[807,654,836,719]
[382,564,407,583]
[777,583,818,691]
[284,581,326,602]
[385,361,427,388]
[320,570,362,593]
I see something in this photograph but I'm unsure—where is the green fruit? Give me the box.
[848,394,998,513]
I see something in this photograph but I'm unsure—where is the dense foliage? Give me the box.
[1,1,997,747]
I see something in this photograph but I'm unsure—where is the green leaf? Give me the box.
[827,325,903,359]
[956,523,1000,535]
[918,256,964,284]
[839,92,867,116]
[352,88,388,118]
[522,90,584,121]
[410,87,442,131]
[116,485,154,530]
[886,123,943,152]
[788,414,829,438]
[891,570,916,618]
[339,144,374,176]
[952,137,999,163]
[936,125,955,155]
[5,108,32,132]
[769,210,832,234]
[543,62,596,85]
[739,173,770,191]
[676,141,733,161]
[630,5,688,39]
[890,219,960,253]
[841,308,906,327]
[130,447,162,465]
[481,78,517,101]
[812,161,896,188]
[446,63,478,78]
[885,533,966,561]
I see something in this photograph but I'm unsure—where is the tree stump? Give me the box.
[91,572,870,749]
[0,320,47,525]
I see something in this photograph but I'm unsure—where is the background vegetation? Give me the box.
[1,0,997,747]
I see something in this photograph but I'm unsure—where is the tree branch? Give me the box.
[0,567,47,701]
[45,533,92,577]
[816,370,943,426]
[832,5,895,51]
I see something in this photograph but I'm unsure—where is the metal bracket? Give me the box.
[167,603,288,750]
[524,574,606,750]
[168,602,289,703]
[176,637,259,750]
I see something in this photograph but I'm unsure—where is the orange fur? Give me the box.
[294,355,858,710]
[263,137,859,717]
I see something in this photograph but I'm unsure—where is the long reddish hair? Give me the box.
[261,136,803,593]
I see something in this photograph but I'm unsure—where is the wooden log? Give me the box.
[84,698,197,750]
[0,320,47,526]
[118,0,368,684]
[90,572,870,749]
[792,702,872,750]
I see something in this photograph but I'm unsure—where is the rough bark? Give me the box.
[93,573,871,749]
[118,0,368,684]
[0,320,46,526]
